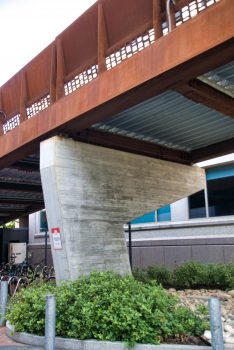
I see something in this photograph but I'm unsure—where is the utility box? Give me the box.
[8,243,27,263]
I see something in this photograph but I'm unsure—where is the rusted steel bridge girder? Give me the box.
[0,0,233,171]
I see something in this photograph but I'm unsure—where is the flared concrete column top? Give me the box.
[40,136,205,282]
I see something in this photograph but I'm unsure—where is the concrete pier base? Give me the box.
[40,136,205,282]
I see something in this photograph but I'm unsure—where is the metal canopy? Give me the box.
[93,90,234,152]
[0,155,44,224]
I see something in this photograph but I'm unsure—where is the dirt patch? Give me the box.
[163,334,211,346]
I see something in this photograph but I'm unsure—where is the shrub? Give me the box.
[6,270,208,347]
[132,261,234,290]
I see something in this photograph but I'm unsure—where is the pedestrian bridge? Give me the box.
[0,0,233,278]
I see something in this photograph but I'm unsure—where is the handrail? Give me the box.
[0,111,6,118]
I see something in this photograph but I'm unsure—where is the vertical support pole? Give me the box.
[204,179,210,218]
[2,225,6,263]
[98,4,109,75]
[208,298,224,350]
[153,0,163,40]
[45,294,56,350]
[56,39,66,101]
[0,281,8,326]
[45,230,48,267]
[0,93,5,136]
[20,71,28,123]
[50,45,57,105]
[0,115,4,137]
[128,222,132,269]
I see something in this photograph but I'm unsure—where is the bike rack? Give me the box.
[13,277,29,297]
[1,275,10,281]
[8,276,19,297]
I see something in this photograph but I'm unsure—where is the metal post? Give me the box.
[0,281,8,326]
[45,294,56,350]
[2,225,5,262]
[45,230,48,267]
[128,222,132,269]
[208,297,224,350]
[204,179,210,218]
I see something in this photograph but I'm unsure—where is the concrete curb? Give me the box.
[6,322,234,350]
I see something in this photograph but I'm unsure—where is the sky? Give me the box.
[0,0,97,87]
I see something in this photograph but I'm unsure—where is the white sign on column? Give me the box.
[51,228,63,250]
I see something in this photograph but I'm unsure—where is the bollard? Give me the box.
[0,281,8,326]
[208,297,224,350]
[45,294,56,350]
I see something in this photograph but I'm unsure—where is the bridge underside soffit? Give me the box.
[1,60,234,223]
[91,61,234,161]
[0,154,44,224]
[0,0,234,222]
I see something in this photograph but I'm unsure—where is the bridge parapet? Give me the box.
[0,0,221,136]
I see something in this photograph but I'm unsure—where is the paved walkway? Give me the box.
[0,326,42,350]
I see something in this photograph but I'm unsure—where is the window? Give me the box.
[131,211,156,224]
[189,190,206,219]
[188,164,234,219]
[207,164,234,217]
[157,205,171,222]
[40,210,48,233]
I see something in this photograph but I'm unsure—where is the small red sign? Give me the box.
[51,228,63,250]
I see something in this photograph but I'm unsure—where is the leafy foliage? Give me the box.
[6,270,208,346]
[0,220,15,228]
[132,261,234,290]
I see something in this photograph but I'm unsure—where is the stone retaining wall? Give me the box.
[126,235,234,269]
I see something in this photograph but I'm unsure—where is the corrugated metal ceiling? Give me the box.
[0,168,41,183]
[93,90,234,152]
[199,62,234,98]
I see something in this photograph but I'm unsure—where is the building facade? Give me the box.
[28,154,234,268]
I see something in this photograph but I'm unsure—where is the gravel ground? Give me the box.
[166,288,234,344]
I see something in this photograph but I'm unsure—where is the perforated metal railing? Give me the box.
[106,28,156,70]
[64,24,168,94]
[64,65,98,96]
[3,114,20,134]
[62,0,219,95]
[1,0,221,135]
[26,94,50,119]
[2,95,50,134]
[175,0,220,26]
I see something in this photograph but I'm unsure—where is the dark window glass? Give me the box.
[207,176,234,217]
[189,190,206,219]
[40,210,48,231]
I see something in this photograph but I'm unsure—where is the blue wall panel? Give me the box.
[158,205,171,222]
[206,164,234,180]
[131,211,156,224]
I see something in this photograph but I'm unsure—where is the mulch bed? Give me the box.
[163,334,211,346]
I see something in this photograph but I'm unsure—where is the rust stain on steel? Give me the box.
[0,0,233,168]
[191,137,234,164]
[0,0,219,118]
[1,43,53,116]
[174,79,234,118]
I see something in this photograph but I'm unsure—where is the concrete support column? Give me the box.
[40,136,205,282]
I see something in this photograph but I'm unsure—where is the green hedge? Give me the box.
[6,270,208,347]
[132,261,234,290]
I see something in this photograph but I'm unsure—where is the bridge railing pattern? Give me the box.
[0,0,222,136]
[64,65,98,96]
[26,95,50,119]
[3,114,20,134]
[175,0,220,26]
